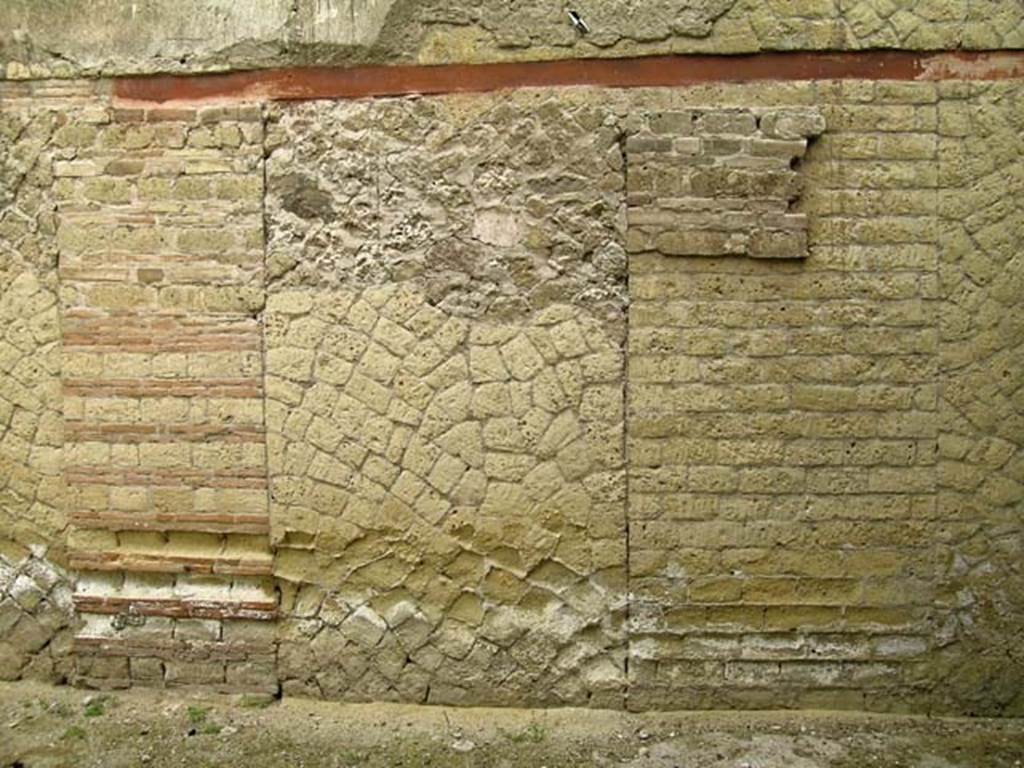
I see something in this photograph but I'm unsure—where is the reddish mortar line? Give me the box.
[113,51,1024,105]
[70,550,273,576]
[66,466,267,489]
[65,422,265,443]
[74,595,277,621]
[63,378,262,398]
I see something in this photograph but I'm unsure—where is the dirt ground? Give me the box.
[1,680,1022,768]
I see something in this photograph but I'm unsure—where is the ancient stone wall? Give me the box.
[0,8,1022,718]
[264,95,629,705]
[1,81,82,685]
[628,83,941,712]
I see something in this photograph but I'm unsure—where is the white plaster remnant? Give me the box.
[473,209,521,247]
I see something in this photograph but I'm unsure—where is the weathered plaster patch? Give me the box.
[265,95,628,321]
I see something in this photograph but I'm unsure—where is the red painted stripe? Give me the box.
[113,51,1024,105]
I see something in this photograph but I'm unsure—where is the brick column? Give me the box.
[56,104,276,691]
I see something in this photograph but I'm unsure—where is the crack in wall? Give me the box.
[615,122,632,712]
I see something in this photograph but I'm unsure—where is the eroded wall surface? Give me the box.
[264,95,629,706]
[0,71,1022,714]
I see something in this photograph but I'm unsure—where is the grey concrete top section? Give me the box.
[2,0,1023,78]
[0,0,395,77]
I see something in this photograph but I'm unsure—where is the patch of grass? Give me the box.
[505,722,547,744]
[83,697,109,718]
[187,704,226,735]
[239,694,275,709]
[62,725,87,740]
[338,748,366,763]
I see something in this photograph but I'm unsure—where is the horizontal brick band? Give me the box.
[113,51,1024,105]
[70,550,273,576]
[74,595,277,620]
[66,466,266,489]
[63,314,261,352]
[63,340,260,354]
[62,312,260,330]
[63,336,261,353]
[73,637,273,661]
[66,422,265,444]
[64,378,262,398]
[59,253,261,268]
[71,512,270,535]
